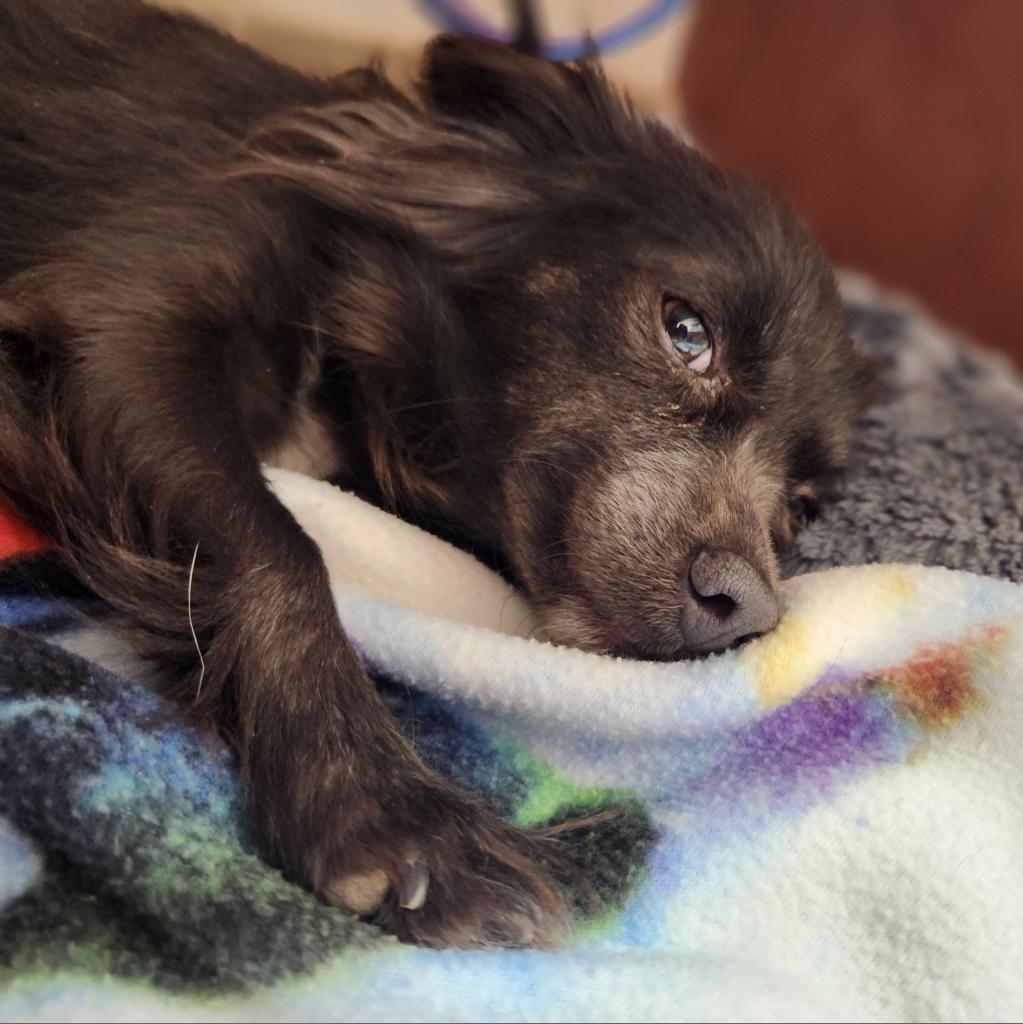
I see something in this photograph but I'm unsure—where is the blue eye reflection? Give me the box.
[663,302,713,374]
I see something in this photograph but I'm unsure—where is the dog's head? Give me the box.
[248,37,875,658]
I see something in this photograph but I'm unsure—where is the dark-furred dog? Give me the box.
[0,0,873,947]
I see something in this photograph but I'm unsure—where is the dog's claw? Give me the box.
[398,858,429,910]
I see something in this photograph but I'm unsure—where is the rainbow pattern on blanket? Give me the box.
[1,490,1022,1021]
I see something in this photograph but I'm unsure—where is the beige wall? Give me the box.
[153,0,690,113]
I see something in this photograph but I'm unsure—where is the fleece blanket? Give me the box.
[2,281,1023,1022]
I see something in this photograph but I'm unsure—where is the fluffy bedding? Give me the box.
[1,277,1022,1022]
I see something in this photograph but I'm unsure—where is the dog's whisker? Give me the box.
[186,541,206,702]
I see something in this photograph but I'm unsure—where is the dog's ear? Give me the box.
[419,34,638,155]
[233,39,641,267]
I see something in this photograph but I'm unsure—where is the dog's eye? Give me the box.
[788,493,820,531]
[662,299,713,373]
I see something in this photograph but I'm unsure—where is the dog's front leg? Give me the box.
[207,487,568,948]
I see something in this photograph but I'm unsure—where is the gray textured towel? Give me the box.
[790,274,1023,582]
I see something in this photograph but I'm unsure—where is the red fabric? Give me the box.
[0,506,51,560]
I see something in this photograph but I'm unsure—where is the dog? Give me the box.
[0,0,874,947]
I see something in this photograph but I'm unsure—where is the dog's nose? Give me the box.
[682,548,780,654]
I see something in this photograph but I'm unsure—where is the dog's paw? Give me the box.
[308,779,572,949]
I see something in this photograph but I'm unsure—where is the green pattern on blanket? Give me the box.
[0,615,651,999]
[501,740,636,827]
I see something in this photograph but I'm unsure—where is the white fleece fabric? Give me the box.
[257,466,1023,1023]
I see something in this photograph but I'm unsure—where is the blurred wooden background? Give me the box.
[681,0,1023,366]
